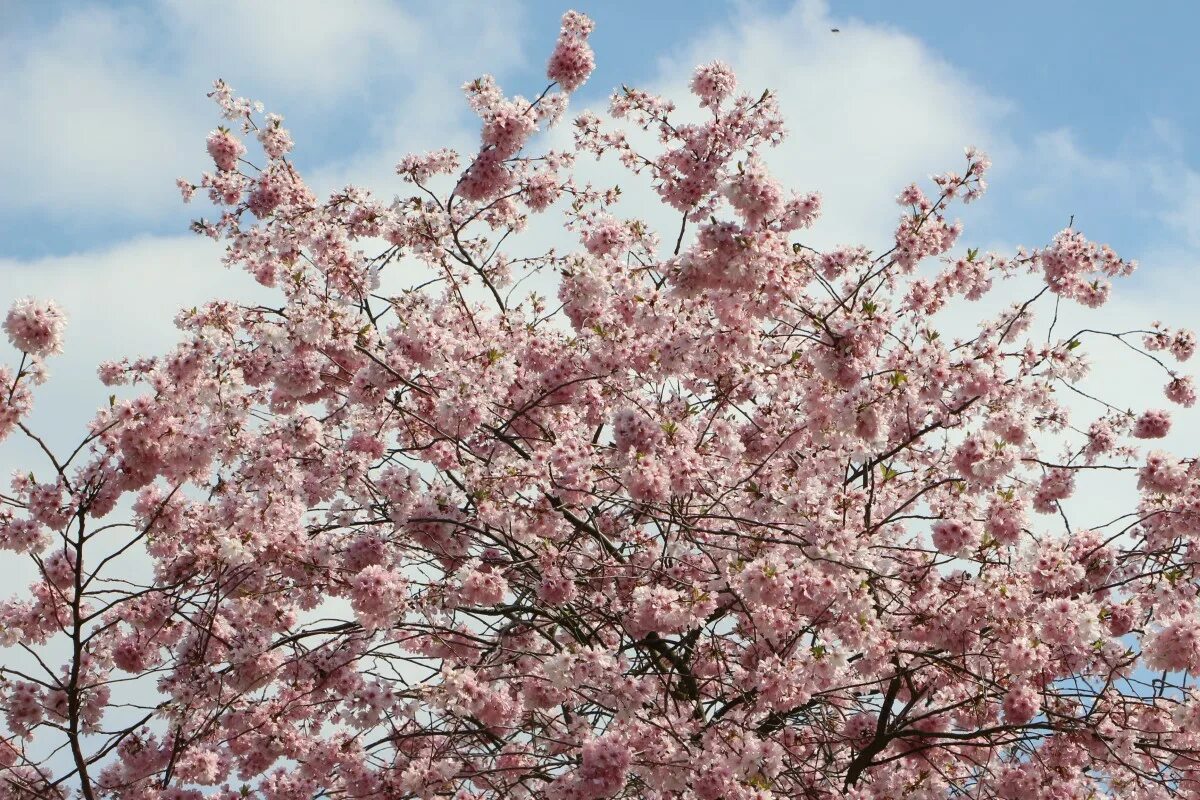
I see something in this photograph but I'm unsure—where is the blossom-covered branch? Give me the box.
[2,11,1199,800]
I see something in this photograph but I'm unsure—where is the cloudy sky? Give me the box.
[1,0,1198,519]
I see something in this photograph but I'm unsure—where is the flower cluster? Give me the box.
[2,11,1199,800]
[4,297,65,356]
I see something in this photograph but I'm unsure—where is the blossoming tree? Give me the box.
[3,11,1200,800]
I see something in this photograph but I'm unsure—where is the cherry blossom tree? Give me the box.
[4,11,1200,799]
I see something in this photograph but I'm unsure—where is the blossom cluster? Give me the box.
[2,10,1200,800]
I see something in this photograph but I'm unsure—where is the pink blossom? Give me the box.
[690,61,737,107]
[723,157,784,226]
[257,113,293,159]
[1033,468,1076,513]
[1038,228,1133,307]
[1173,329,1196,361]
[842,712,878,749]
[1165,375,1196,407]
[176,177,195,202]
[1145,620,1200,673]
[779,191,822,230]
[0,516,47,552]
[348,565,407,631]
[457,149,511,201]
[1139,451,1189,494]
[553,736,631,799]
[0,13,1196,800]
[456,564,509,606]
[205,127,245,171]
[1002,683,1040,724]
[1133,408,1171,439]
[546,12,595,93]
[522,170,561,211]
[932,518,979,554]
[4,298,65,356]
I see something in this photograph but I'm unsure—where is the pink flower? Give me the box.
[1172,329,1197,361]
[1033,468,1076,513]
[481,101,537,158]
[1038,229,1133,307]
[779,191,822,231]
[1145,620,1200,673]
[1139,450,1190,494]
[986,495,1027,545]
[1133,409,1171,439]
[627,585,691,637]
[546,12,595,93]
[456,564,508,606]
[397,148,461,183]
[537,567,578,606]
[555,735,631,799]
[522,170,562,211]
[1003,683,1040,724]
[932,518,979,554]
[842,712,878,748]
[176,177,195,203]
[723,157,784,227]
[2,12,1197,799]
[690,61,737,107]
[1165,375,1196,407]
[348,565,407,631]
[611,407,662,454]
[205,127,245,171]
[4,297,65,356]
[257,113,293,159]
[897,183,926,206]
[0,516,47,552]
[247,174,284,218]
[458,149,511,201]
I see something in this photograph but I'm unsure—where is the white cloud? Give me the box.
[648,0,1010,247]
[0,235,273,469]
[160,0,423,101]
[0,1,525,222]
[1152,165,1200,249]
[514,0,1011,267]
[0,7,206,217]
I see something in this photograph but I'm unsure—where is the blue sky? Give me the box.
[2,0,1199,260]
